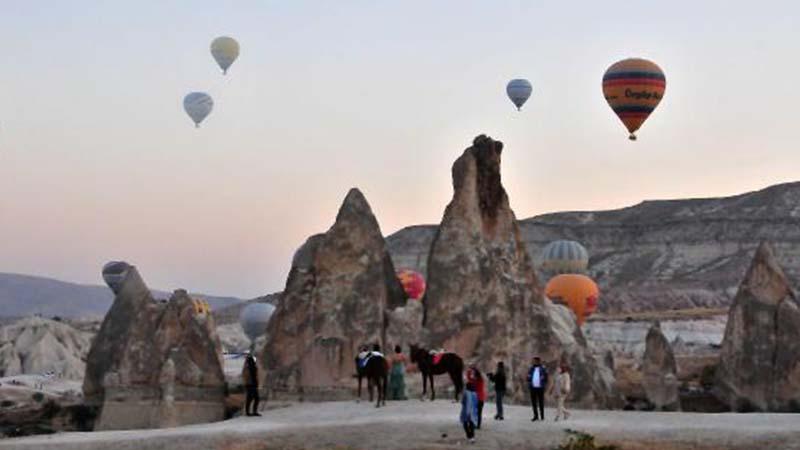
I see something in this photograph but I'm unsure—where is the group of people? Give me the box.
[241,346,573,446]
[459,357,572,444]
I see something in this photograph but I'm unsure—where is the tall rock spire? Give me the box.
[264,188,405,399]
[424,135,615,406]
[715,242,800,411]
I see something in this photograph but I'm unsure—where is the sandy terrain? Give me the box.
[1,400,798,450]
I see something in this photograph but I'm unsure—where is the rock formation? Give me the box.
[423,135,614,407]
[715,242,800,412]
[83,262,226,430]
[387,181,800,315]
[0,317,92,380]
[641,321,680,410]
[264,188,406,399]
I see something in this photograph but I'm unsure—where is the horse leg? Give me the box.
[357,375,362,402]
[451,370,462,403]
[420,371,427,401]
[430,374,435,401]
[382,374,388,406]
[368,377,374,402]
[375,376,382,408]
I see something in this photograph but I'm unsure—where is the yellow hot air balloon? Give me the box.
[210,36,240,75]
[602,58,666,140]
[545,274,599,325]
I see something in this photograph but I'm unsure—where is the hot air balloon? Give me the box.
[506,79,532,111]
[545,274,599,325]
[210,36,240,75]
[602,58,666,140]
[239,303,275,349]
[396,269,426,300]
[183,92,213,128]
[102,261,131,295]
[540,240,589,274]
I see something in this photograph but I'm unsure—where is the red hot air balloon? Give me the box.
[602,58,666,140]
[396,269,426,300]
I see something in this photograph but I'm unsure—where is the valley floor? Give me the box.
[1,400,798,450]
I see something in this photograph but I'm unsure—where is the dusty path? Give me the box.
[1,400,798,450]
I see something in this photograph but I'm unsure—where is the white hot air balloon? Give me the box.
[210,36,240,75]
[239,303,275,346]
[183,92,214,128]
[506,79,533,111]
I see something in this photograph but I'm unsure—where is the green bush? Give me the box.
[0,400,15,408]
[554,429,619,450]
[31,392,45,403]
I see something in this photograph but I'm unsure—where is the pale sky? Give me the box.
[1,1,799,298]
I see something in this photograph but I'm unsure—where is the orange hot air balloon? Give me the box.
[545,274,599,325]
[602,58,666,140]
[396,269,426,300]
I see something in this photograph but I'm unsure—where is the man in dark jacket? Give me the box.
[487,361,507,420]
[242,352,261,416]
[526,356,548,421]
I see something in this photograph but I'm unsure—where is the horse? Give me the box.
[355,353,388,408]
[409,344,464,402]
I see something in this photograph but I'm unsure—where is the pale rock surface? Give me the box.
[641,321,680,410]
[83,263,226,430]
[715,242,800,412]
[0,317,92,380]
[423,135,614,407]
[263,189,406,399]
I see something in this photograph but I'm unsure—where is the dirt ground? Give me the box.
[2,400,799,450]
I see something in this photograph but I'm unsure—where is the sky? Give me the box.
[1,1,799,298]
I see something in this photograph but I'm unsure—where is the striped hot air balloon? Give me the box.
[540,240,589,274]
[396,269,426,301]
[602,58,666,140]
[545,274,599,325]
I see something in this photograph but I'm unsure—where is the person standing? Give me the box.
[242,352,261,417]
[548,362,572,421]
[460,382,479,444]
[467,367,487,429]
[487,361,507,420]
[389,345,408,400]
[527,356,548,421]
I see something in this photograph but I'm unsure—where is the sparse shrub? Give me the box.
[51,316,62,322]
[554,429,619,450]
[1,400,15,408]
[31,392,45,403]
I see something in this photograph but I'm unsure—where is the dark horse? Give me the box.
[355,353,388,407]
[409,344,464,402]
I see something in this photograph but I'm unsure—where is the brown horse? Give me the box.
[409,344,464,402]
[355,353,388,408]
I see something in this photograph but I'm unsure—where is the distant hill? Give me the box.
[0,272,245,318]
[387,181,800,314]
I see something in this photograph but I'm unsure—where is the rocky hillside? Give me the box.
[0,272,244,318]
[0,317,93,380]
[388,182,800,313]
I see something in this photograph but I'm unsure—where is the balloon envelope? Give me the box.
[602,58,666,140]
[183,92,213,127]
[506,79,532,110]
[210,36,240,74]
[396,269,426,300]
[239,303,275,341]
[102,261,131,294]
[545,274,599,325]
[540,240,589,274]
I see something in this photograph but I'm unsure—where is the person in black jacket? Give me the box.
[526,356,549,421]
[487,361,507,420]
[242,352,261,417]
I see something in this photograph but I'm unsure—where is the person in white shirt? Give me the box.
[526,356,549,421]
